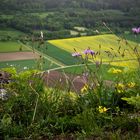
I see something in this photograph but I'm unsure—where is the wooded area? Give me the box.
[0,0,140,40]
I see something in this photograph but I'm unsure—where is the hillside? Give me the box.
[0,0,140,40]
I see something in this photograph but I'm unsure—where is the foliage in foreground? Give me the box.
[0,66,140,139]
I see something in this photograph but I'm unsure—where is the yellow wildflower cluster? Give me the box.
[127,82,136,88]
[98,106,109,113]
[68,92,78,101]
[116,83,125,93]
[116,82,136,93]
[108,67,122,74]
[81,84,88,93]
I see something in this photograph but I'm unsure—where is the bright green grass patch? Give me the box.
[28,41,79,65]
[0,59,59,71]
[0,41,31,52]
[49,34,140,68]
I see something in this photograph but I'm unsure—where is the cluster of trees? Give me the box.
[0,0,140,39]
[0,0,140,13]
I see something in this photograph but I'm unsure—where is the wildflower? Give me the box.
[132,27,140,34]
[84,48,95,56]
[108,67,122,74]
[68,92,78,101]
[127,82,136,88]
[98,106,109,113]
[81,84,88,93]
[72,52,81,57]
[116,83,125,93]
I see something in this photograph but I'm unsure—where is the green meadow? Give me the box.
[0,41,31,52]
[0,59,59,71]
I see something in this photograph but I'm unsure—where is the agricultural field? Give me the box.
[0,58,59,71]
[0,41,31,52]
[28,41,78,65]
[48,34,140,68]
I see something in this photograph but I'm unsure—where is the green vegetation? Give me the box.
[0,0,140,39]
[28,41,78,65]
[0,0,140,139]
[0,28,26,41]
[0,64,139,139]
[0,41,30,53]
[59,64,124,81]
[30,12,54,18]
[0,59,59,71]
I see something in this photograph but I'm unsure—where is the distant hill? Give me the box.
[0,0,140,13]
[0,0,140,39]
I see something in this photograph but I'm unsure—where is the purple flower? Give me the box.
[132,27,140,34]
[84,48,95,56]
[72,52,81,57]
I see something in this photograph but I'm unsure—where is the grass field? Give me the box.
[28,42,78,65]
[48,34,140,68]
[0,41,31,53]
[0,58,59,71]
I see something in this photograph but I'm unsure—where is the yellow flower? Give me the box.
[127,82,136,88]
[98,106,108,113]
[108,68,122,74]
[81,84,88,93]
[68,92,78,101]
[116,83,125,93]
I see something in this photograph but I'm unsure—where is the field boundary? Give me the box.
[19,41,65,67]
[41,58,138,73]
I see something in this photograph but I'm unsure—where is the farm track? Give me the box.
[41,58,137,73]
[19,41,65,67]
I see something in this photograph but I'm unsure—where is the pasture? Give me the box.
[28,41,78,65]
[0,59,59,71]
[0,41,31,53]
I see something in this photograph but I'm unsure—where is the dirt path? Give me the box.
[0,52,39,62]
